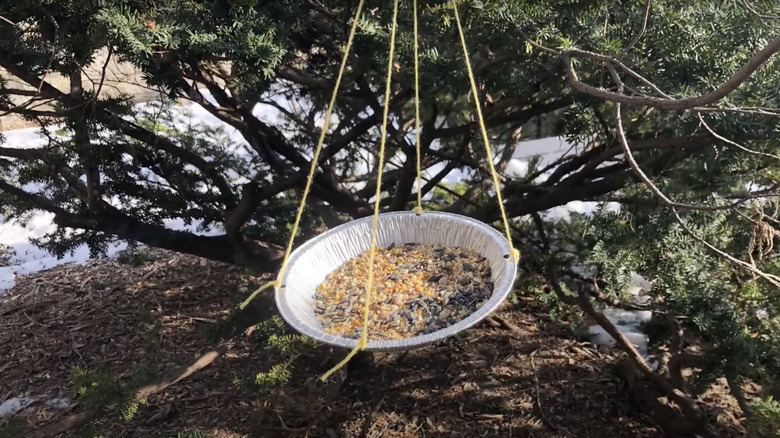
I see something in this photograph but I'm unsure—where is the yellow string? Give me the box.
[321,0,402,382]
[239,280,275,310]
[452,0,520,263]
[413,0,423,215]
[239,0,366,310]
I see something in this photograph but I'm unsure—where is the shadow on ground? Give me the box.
[0,248,737,437]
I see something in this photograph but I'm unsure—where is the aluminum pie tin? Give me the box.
[274,211,518,352]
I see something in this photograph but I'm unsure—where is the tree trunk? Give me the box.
[69,69,102,213]
[616,358,716,438]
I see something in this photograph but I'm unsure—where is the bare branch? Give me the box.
[93,45,113,100]
[670,207,780,287]
[563,34,780,111]
[0,14,17,26]
[558,276,707,423]
[605,66,780,286]
[697,113,780,161]
[611,72,756,212]
[622,0,652,55]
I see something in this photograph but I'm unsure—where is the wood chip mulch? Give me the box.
[0,247,747,437]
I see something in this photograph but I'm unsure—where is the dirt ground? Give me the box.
[0,247,749,437]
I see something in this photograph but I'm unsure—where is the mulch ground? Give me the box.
[0,247,747,437]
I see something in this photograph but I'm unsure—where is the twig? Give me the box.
[530,350,571,435]
[697,106,780,116]
[741,0,780,21]
[490,314,526,335]
[670,207,780,287]
[27,344,228,438]
[0,14,17,26]
[519,31,560,56]
[697,113,780,161]
[272,410,309,432]
[93,46,113,101]
[359,394,387,438]
[0,389,13,405]
[563,34,780,111]
[621,0,652,55]
[189,316,218,324]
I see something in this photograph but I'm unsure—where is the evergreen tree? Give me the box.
[2,1,780,435]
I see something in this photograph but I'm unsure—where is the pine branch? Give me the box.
[0,55,240,211]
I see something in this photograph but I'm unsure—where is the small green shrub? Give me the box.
[117,248,157,266]
[71,366,122,413]
[750,396,780,438]
[249,315,314,395]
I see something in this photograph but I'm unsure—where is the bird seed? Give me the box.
[313,242,494,340]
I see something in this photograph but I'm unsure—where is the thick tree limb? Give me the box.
[56,208,284,269]
[557,278,706,424]
[541,134,715,188]
[0,179,75,217]
[0,178,284,269]
[474,141,703,223]
[0,147,46,160]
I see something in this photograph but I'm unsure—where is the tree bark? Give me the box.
[69,69,102,213]
[616,358,716,438]
[54,209,285,270]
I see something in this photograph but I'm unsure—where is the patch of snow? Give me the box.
[513,136,580,165]
[0,396,35,418]
[505,159,529,178]
[45,397,71,410]
[588,325,649,356]
[587,274,654,357]
[602,307,653,328]
[0,240,128,292]
[0,393,71,418]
